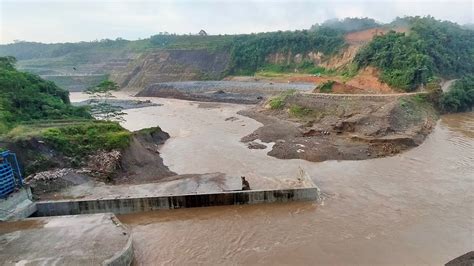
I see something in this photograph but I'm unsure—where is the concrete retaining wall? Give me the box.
[0,187,37,221]
[103,236,134,266]
[35,187,319,217]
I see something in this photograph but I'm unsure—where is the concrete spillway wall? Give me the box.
[35,187,319,217]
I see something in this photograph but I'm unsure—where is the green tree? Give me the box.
[85,80,125,121]
[440,75,474,113]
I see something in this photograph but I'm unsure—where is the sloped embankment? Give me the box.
[2,126,176,198]
[136,81,315,104]
[112,49,230,90]
[240,92,437,162]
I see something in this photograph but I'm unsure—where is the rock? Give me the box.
[225,116,238,122]
[86,150,122,178]
[25,168,74,184]
[247,142,267,149]
[445,251,474,266]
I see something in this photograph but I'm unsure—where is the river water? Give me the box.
[71,93,473,265]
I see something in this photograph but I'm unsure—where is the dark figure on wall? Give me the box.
[241,176,250,190]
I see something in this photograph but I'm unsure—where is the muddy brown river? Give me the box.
[71,93,473,265]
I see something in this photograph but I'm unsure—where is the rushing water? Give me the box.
[70,93,473,265]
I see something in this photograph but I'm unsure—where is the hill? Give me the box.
[354,16,474,91]
[0,16,472,97]
[0,56,91,134]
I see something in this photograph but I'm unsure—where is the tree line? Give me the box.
[353,16,474,91]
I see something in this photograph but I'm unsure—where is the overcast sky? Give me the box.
[0,0,472,44]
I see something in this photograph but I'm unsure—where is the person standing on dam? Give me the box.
[241,176,250,190]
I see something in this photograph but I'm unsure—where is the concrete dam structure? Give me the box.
[35,186,319,217]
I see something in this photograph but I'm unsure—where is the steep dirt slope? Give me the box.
[112,49,230,90]
[18,53,138,91]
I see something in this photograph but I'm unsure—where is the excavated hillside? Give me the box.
[111,49,230,90]
[259,27,409,94]
[4,26,408,93]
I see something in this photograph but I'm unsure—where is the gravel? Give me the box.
[137,81,316,104]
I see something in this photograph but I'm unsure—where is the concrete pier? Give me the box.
[35,187,319,217]
[0,213,133,265]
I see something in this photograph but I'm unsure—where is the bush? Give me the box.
[289,105,313,117]
[268,90,297,109]
[440,75,474,113]
[269,97,285,109]
[318,80,335,93]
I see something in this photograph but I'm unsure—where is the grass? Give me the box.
[256,63,337,77]
[340,63,359,81]
[1,120,131,163]
[269,97,285,109]
[317,80,335,93]
[0,119,95,141]
[398,94,437,123]
[289,105,314,117]
[41,121,131,158]
[136,126,163,135]
[2,125,47,141]
[268,89,297,109]
[399,94,428,109]
[412,94,428,104]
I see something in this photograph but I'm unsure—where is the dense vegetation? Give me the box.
[354,16,474,91]
[229,28,345,75]
[0,56,90,133]
[310,17,381,33]
[440,75,474,113]
[149,34,234,50]
[0,57,131,168]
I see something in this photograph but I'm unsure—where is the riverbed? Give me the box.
[71,92,474,265]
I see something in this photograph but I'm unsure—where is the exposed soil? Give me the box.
[285,67,396,94]
[345,67,395,93]
[344,27,388,45]
[114,128,176,184]
[228,67,396,94]
[113,49,231,90]
[239,93,437,162]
